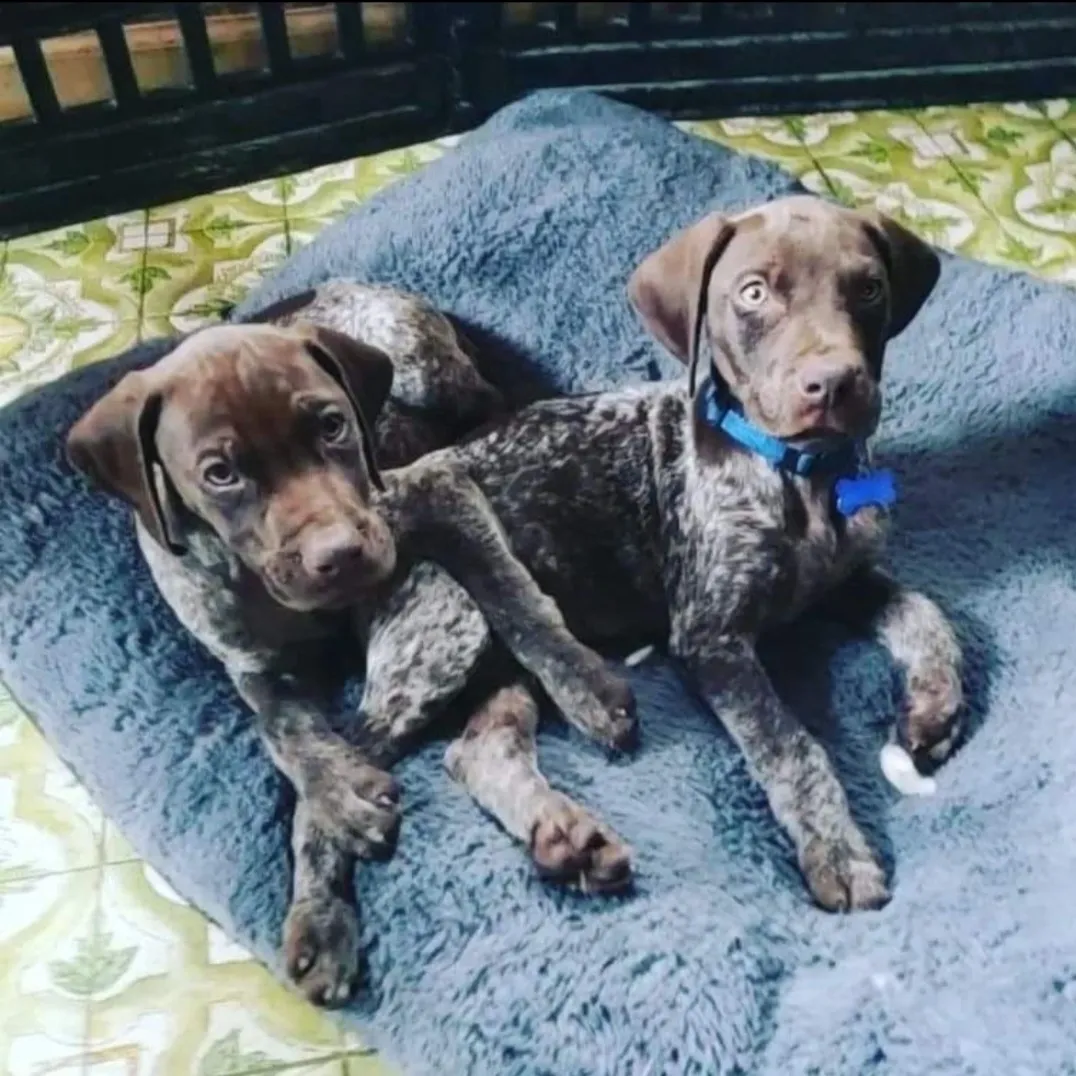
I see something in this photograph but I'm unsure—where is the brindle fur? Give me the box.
[66,283,637,1007]
[333,195,963,930]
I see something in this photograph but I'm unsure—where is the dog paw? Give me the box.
[575,663,639,753]
[800,834,890,913]
[530,797,633,895]
[283,895,362,1008]
[900,665,964,768]
[305,750,401,857]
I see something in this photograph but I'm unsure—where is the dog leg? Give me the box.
[282,801,362,1007]
[356,561,492,765]
[395,464,638,753]
[674,628,890,913]
[445,680,633,894]
[822,566,964,766]
[232,670,401,856]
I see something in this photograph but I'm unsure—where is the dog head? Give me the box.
[66,322,398,612]
[628,193,940,443]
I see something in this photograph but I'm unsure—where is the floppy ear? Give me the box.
[65,369,183,554]
[627,212,737,366]
[861,210,941,338]
[297,325,395,490]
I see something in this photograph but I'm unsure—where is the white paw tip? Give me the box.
[880,743,937,797]
[624,645,655,668]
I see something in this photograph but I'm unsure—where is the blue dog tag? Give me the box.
[834,469,897,518]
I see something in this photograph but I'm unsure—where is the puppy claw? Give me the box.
[283,895,362,1008]
[800,834,890,913]
[530,797,634,896]
[577,665,640,753]
[304,751,402,857]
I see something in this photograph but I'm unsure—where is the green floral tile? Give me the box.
[83,862,364,1076]
[0,711,103,881]
[139,224,290,339]
[1016,98,1076,138]
[6,212,148,313]
[344,1052,397,1076]
[284,139,458,231]
[102,818,140,866]
[0,865,95,1075]
[3,987,87,1076]
[0,213,145,405]
[0,679,27,749]
[681,115,818,173]
[148,177,290,235]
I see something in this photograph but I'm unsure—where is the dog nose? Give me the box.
[799,363,859,408]
[302,524,365,579]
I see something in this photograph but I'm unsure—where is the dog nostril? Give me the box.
[304,526,365,579]
[801,367,858,407]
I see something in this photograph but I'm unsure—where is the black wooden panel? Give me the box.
[2,2,1076,239]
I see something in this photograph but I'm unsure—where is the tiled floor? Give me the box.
[1,100,1074,1075]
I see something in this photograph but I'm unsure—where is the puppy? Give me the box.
[66,285,637,1004]
[314,194,964,936]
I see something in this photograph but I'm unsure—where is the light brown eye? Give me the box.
[738,279,769,308]
[860,278,884,303]
[318,409,350,444]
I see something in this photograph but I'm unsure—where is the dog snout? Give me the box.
[301,523,367,580]
[795,359,870,430]
[798,362,858,407]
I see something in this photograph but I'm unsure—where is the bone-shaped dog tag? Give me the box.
[834,469,897,518]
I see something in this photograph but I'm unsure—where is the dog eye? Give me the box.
[737,279,769,308]
[202,460,238,488]
[318,410,350,444]
[859,278,884,303]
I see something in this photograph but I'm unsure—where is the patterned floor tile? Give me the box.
[139,223,290,339]
[284,140,456,232]
[343,1051,396,1076]
[0,863,95,1075]
[102,819,140,866]
[0,711,103,881]
[83,862,352,1075]
[681,115,819,174]
[148,177,290,235]
[3,1000,88,1076]
[0,212,145,405]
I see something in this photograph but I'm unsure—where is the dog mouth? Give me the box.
[789,421,857,444]
[790,398,879,443]
[262,560,394,612]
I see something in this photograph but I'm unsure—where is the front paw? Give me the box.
[576,662,639,753]
[800,834,890,913]
[530,796,634,895]
[283,895,362,1007]
[304,749,401,857]
[900,665,964,769]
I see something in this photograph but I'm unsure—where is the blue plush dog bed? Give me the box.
[2,90,1076,1076]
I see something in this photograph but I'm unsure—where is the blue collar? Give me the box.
[699,377,898,518]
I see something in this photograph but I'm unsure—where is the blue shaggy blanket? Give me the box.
[2,89,1075,1076]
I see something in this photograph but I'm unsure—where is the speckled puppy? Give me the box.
[65,282,638,1006]
[343,194,964,930]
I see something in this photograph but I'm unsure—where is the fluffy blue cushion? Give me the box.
[2,90,1075,1076]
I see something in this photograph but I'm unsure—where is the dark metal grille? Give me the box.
[2,2,1075,238]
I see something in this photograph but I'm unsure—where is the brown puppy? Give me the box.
[67,309,638,1004]
[337,194,963,922]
